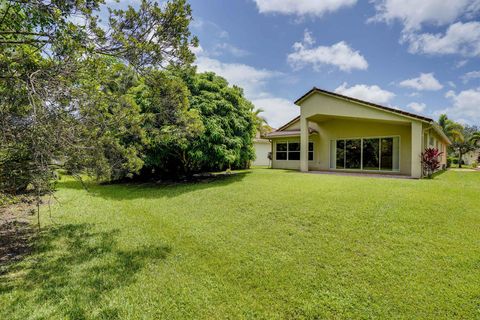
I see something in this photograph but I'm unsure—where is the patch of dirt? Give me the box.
[0,200,37,268]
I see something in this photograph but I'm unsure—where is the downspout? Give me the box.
[268,138,273,169]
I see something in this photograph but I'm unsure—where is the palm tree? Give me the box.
[470,132,480,167]
[438,114,464,143]
[253,108,273,137]
[470,131,480,146]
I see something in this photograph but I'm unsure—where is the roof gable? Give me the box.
[295,87,433,123]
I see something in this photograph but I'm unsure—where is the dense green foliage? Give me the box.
[438,114,480,167]
[0,0,256,195]
[1,169,480,318]
[141,71,256,178]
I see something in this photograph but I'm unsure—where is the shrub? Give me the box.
[421,148,443,179]
[446,157,453,168]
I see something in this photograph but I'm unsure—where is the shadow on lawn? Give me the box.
[57,171,251,201]
[0,223,171,319]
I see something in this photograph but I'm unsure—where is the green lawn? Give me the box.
[1,169,480,319]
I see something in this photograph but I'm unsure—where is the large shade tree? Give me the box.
[140,71,256,178]
[0,0,198,195]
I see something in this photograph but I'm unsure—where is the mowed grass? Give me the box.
[1,169,480,319]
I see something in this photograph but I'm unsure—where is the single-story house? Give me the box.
[252,131,271,166]
[265,87,451,178]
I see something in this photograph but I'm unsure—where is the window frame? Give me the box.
[275,140,315,161]
[330,135,401,172]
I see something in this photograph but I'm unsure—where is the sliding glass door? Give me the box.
[331,136,399,171]
[362,139,380,170]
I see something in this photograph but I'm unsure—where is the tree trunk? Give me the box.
[458,152,463,168]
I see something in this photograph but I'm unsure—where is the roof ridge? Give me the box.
[295,87,434,123]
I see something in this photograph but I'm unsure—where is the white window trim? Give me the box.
[275,140,314,161]
[329,135,401,172]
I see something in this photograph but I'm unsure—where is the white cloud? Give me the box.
[448,81,457,88]
[195,56,280,99]
[253,0,357,17]
[251,97,299,128]
[190,44,204,55]
[212,43,250,57]
[369,0,480,31]
[334,83,395,104]
[444,88,480,123]
[462,70,480,83]
[287,30,368,72]
[399,73,443,91]
[406,22,480,57]
[195,55,298,127]
[407,102,427,113]
[456,60,469,68]
[191,17,229,39]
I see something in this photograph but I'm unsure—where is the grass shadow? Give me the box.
[56,171,252,201]
[431,169,448,179]
[0,219,34,266]
[0,223,171,319]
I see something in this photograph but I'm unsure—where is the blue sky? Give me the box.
[106,0,480,128]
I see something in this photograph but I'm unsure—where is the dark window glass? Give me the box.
[289,142,300,151]
[381,138,393,170]
[336,140,345,169]
[288,152,300,160]
[276,143,287,160]
[362,139,380,170]
[308,142,314,161]
[276,152,287,160]
[286,142,300,160]
[277,143,287,152]
[345,139,361,169]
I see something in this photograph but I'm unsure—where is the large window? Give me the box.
[288,142,300,160]
[345,139,361,169]
[331,137,399,171]
[276,142,287,160]
[362,138,380,170]
[336,140,345,168]
[276,141,314,161]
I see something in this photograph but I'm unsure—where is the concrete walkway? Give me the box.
[306,170,412,179]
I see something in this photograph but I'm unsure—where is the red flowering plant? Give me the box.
[421,148,444,179]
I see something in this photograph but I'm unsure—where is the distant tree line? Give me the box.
[0,0,257,199]
[438,114,480,167]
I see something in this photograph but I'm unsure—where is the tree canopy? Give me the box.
[0,0,257,199]
[438,114,480,167]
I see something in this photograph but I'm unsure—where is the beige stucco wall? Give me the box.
[270,91,452,177]
[315,118,412,175]
[271,92,439,176]
[271,118,415,174]
[300,93,415,123]
[252,140,271,166]
[271,135,319,170]
[422,125,449,168]
[302,92,420,176]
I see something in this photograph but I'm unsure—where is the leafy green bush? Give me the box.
[447,157,453,168]
[141,71,255,178]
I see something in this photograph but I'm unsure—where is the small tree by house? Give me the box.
[421,148,443,179]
